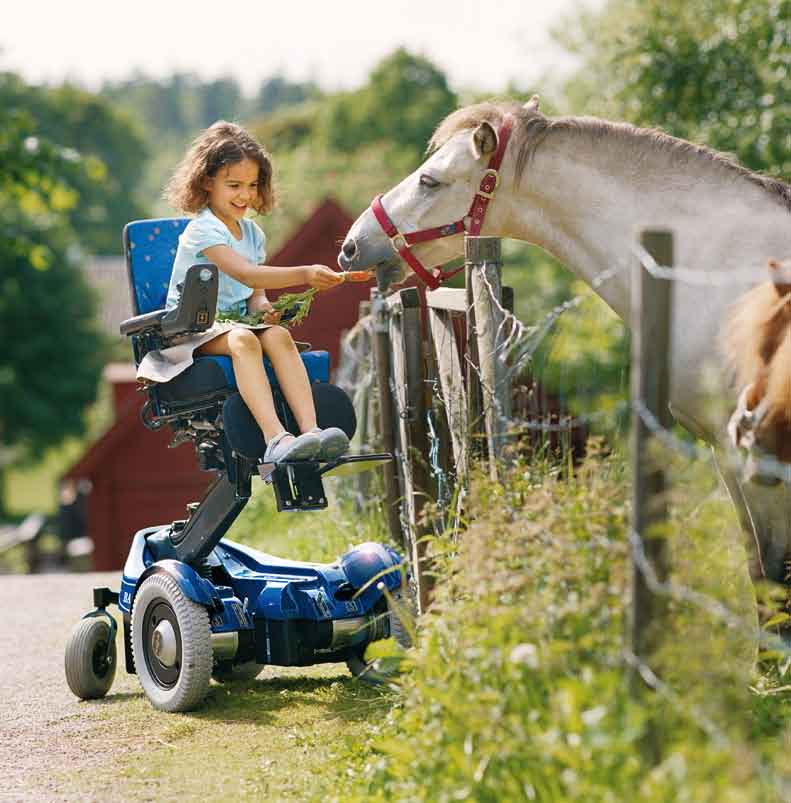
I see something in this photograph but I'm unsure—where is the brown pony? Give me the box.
[723,259,791,468]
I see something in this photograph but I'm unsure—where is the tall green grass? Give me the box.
[228,473,392,564]
[324,445,791,802]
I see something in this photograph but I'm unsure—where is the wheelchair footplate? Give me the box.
[258,453,392,512]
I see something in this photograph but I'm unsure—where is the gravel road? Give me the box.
[0,572,132,802]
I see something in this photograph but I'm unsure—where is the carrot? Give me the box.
[342,270,374,282]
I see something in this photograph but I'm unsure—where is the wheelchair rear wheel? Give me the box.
[346,589,415,684]
[131,573,212,712]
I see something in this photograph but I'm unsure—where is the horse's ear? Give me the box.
[524,94,540,113]
[769,258,791,297]
[471,121,498,159]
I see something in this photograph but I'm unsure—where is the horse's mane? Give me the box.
[721,281,791,424]
[429,101,791,212]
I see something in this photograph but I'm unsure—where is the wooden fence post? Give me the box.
[628,229,673,689]
[468,236,510,480]
[389,287,432,612]
[371,286,404,547]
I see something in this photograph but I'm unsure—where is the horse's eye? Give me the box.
[419,174,441,189]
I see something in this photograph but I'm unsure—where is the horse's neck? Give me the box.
[501,130,790,320]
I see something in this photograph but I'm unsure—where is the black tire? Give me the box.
[346,588,416,683]
[388,589,415,649]
[131,573,212,712]
[64,617,117,700]
[212,661,262,683]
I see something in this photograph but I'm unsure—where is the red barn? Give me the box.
[267,198,369,367]
[69,198,369,570]
[62,364,210,570]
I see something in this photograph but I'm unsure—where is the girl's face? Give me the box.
[205,158,260,230]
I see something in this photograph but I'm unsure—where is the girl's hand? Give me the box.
[305,265,344,290]
[262,305,282,325]
[248,291,281,323]
[256,301,281,324]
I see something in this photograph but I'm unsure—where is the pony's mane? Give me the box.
[429,101,791,212]
[721,282,791,424]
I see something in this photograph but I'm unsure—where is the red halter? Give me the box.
[370,116,515,290]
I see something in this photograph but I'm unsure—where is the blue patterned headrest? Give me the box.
[123,218,188,314]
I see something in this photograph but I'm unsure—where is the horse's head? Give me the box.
[725,258,791,476]
[339,98,540,287]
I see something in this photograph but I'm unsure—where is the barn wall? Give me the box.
[68,389,213,571]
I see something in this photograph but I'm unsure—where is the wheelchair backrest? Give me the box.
[123,218,189,315]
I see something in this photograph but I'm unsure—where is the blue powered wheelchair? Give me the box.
[64,218,409,712]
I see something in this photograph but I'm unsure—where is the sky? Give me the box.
[1,0,594,94]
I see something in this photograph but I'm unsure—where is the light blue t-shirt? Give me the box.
[165,207,267,312]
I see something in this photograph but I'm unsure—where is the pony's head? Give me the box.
[724,258,791,468]
[338,97,543,286]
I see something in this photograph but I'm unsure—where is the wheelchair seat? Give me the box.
[118,218,365,566]
[122,218,333,420]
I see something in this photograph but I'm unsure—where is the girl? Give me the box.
[136,121,348,464]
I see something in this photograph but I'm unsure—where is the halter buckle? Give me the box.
[477,168,501,200]
[390,233,407,252]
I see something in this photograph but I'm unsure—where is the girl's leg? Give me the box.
[257,326,317,433]
[197,329,286,442]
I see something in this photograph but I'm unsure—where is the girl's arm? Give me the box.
[202,245,342,290]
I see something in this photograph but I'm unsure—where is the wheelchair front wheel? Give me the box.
[64,617,117,700]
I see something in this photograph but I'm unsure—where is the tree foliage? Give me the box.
[0,73,149,253]
[318,49,458,163]
[0,98,105,478]
[559,0,791,176]
[101,72,318,146]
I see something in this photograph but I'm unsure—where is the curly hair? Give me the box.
[164,121,274,214]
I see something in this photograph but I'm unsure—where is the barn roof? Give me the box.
[270,197,352,265]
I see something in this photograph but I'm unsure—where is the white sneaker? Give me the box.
[309,427,350,460]
[263,431,320,463]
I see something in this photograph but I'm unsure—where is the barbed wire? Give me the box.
[633,243,774,287]
[334,240,791,794]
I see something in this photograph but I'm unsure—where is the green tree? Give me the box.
[558,0,791,176]
[253,76,319,116]
[0,104,105,514]
[199,76,244,126]
[0,73,149,254]
[318,48,458,164]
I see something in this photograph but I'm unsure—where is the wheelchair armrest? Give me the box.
[120,263,219,339]
[119,309,167,336]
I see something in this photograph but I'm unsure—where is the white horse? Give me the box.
[338,97,791,590]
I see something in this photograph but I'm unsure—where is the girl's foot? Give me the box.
[263,430,320,463]
[309,427,350,460]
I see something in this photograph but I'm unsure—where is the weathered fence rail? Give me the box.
[341,227,681,661]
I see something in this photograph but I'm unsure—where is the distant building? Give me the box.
[62,363,210,570]
[70,198,370,570]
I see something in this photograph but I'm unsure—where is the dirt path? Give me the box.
[0,572,382,802]
[1,573,127,801]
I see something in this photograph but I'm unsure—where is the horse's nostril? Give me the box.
[342,239,357,259]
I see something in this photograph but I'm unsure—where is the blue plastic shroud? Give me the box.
[119,528,404,665]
